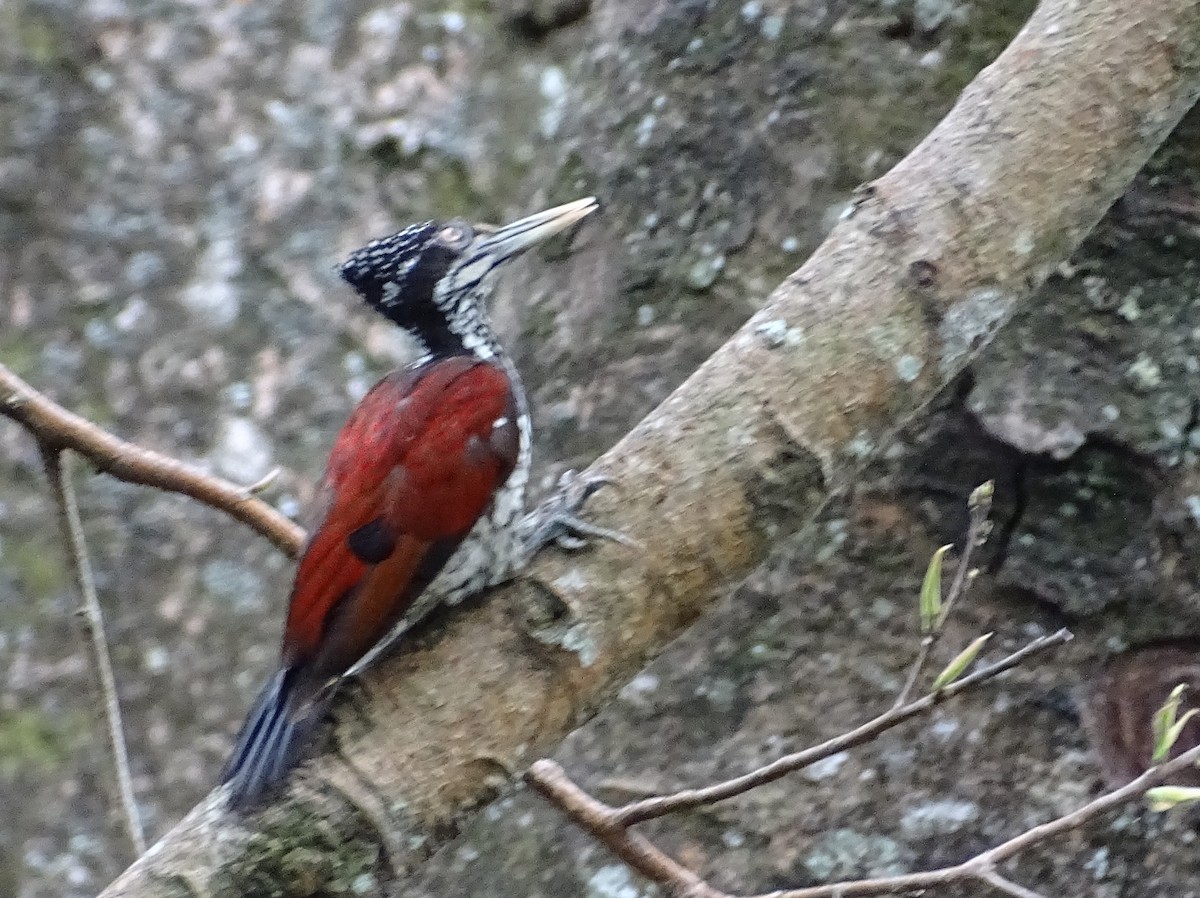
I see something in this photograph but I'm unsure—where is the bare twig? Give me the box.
[528,760,725,898]
[894,483,993,707]
[612,629,1070,826]
[1,363,304,557]
[41,447,146,857]
[979,870,1048,898]
[531,741,1200,898]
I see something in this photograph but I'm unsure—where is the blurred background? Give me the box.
[4,0,1200,895]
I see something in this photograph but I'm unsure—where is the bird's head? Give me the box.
[340,196,598,357]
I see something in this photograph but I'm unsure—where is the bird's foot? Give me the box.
[518,470,638,563]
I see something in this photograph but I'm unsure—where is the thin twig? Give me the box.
[978,870,1049,898]
[894,483,993,708]
[528,760,725,898]
[758,742,1200,898]
[1,363,304,557]
[40,447,146,857]
[613,629,1070,825]
[531,740,1200,898]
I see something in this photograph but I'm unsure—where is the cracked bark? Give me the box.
[101,1,1200,895]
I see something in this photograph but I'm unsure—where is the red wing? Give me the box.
[281,357,518,668]
[298,532,435,680]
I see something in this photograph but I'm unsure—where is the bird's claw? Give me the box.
[520,470,639,561]
[561,470,613,506]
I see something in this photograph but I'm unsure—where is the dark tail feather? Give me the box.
[221,669,329,810]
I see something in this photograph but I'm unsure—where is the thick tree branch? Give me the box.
[0,363,305,557]
[102,1,1200,894]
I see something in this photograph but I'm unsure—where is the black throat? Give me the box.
[408,306,470,358]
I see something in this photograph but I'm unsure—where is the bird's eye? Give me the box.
[436,222,472,250]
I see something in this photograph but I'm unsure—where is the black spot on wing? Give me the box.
[346,518,397,564]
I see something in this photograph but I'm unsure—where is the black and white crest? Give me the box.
[341,222,453,316]
[339,218,499,358]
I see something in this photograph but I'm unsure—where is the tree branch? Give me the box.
[40,447,146,857]
[979,871,1049,898]
[100,0,1200,894]
[0,363,304,557]
[610,629,1070,826]
[894,483,992,707]
[530,741,1200,898]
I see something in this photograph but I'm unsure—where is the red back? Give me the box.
[281,356,518,672]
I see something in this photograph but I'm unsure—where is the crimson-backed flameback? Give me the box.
[221,197,616,808]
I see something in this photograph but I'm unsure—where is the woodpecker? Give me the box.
[221,197,610,808]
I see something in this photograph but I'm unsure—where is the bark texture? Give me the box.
[99,2,1200,895]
